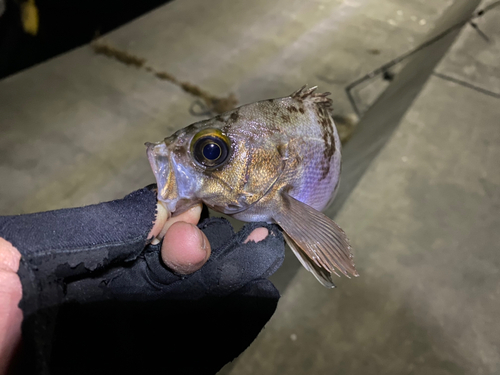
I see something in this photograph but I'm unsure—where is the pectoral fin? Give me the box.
[273,192,358,287]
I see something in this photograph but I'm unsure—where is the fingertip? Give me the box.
[175,204,203,225]
[0,239,23,371]
[0,238,21,273]
[155,204,203,240]
[243,227,269,244]
[161,222,211,275]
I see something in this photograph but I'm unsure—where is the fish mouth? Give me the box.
[146,140,201,216]
[146,141,173,208]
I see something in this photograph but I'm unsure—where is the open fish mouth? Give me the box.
[145,141,172,205]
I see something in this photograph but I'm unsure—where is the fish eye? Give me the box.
[191,129,230,168]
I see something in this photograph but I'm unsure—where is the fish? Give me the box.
[146,86,358,287]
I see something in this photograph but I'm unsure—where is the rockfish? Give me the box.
[146,86,358,287]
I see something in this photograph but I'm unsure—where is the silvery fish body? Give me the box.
[146,86,357,287]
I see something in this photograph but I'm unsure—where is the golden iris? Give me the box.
[190,129,230,168]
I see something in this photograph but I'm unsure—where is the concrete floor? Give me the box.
[1,0,499,374]
[0,0,459,215]
[225,2,500,374]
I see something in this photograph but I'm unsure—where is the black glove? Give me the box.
[0,188,285,375]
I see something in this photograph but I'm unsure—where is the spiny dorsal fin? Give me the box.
[290,85,333,109]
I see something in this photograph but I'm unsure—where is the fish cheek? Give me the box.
[243,146,284,200]
[197,149,249,212]
[197,175,235,212]
[198,143,284,213]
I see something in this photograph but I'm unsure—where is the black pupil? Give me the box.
[202,142,221,160]
[192,133,229,168]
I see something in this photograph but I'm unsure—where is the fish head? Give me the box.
[146,109,285,217]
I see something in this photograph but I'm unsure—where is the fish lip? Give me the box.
[145,141,172,205]
[146,140,200,215]
[145,142,160,173]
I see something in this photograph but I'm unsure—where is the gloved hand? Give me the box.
[0,187,285,375]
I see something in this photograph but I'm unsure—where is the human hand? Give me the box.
[0,191,208,373]
[0,187,284,374]
[0,237,22,375]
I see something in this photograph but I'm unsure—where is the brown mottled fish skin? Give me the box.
[146,86,358,287]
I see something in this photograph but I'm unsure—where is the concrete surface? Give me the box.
[226,1,500,374]
[435,1,500,96]
[1,0,499,374]
[0,0,458,215]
